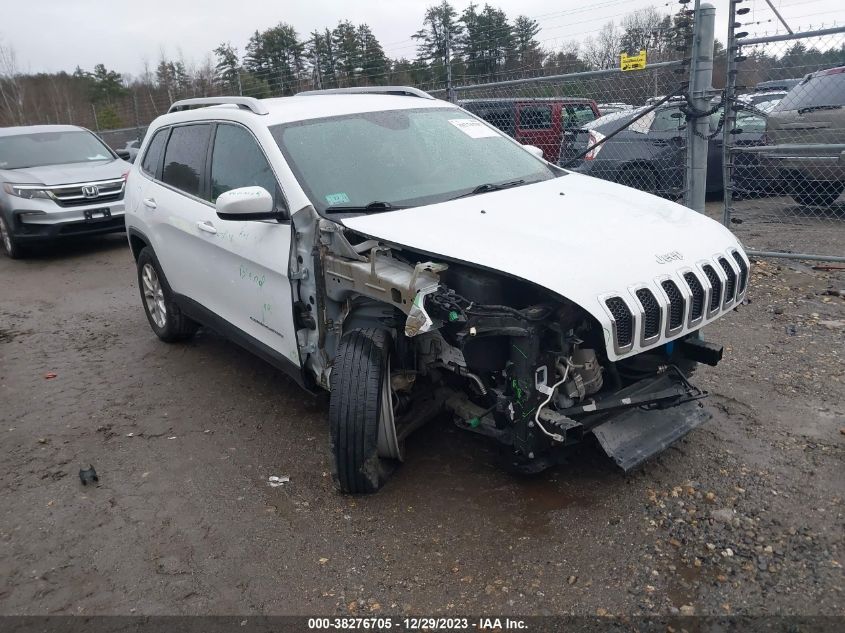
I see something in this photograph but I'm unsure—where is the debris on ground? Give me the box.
[268,475,290,488]
[79,466,99,486]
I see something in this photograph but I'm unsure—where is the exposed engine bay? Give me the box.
[295,213,724,472]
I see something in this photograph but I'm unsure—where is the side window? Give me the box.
[477,107,514,136]
[161,124,212,198]
[650,108,686,132]
[519,106,552,130]
[210,124,279,204]
[140,128,168,177]
[563,104,597,129]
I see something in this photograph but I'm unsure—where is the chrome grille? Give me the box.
[683,272,705,321]
[732,251,748,294]
[661,280,685,331]
[635,288,661,339]
[605,297,633,348]
[47,178,125,208]
[719,257,737,303]
[702,264,722,311]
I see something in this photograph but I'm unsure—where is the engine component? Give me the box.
[561,347,603,401]
[440,266,503,305]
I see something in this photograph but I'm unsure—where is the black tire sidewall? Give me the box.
[0,215,24,259]
[329,328,395,494]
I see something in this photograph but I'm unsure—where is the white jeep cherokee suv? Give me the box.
[125,89,749,493]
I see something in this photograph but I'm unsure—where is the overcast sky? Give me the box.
[3,0,843,76]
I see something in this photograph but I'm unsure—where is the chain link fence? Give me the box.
[424,60,694,198]
[723,1,845,262]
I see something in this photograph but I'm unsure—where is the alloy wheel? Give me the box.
[141,263,167,328]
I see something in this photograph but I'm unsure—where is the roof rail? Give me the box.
[296,86,435,100]
[168,96,269,115]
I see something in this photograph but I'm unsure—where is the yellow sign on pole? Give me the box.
[620,50,647,71]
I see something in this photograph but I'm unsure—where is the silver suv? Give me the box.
[0,125,130,258]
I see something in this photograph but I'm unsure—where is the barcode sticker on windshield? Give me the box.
[449,119,500,139]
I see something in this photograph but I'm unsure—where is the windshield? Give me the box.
[773,70,845,111]
[585,107,646,131]
[271,107,559,213]
[0,130,114,170]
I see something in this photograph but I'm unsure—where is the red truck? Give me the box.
[459,97,601,163]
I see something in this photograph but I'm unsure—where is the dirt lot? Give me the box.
[1,200,843,617]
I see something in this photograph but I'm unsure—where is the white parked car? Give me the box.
[125,89,750,493]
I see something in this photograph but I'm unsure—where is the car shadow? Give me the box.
[19,232,129,262]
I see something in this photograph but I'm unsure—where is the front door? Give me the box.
[197,122,299,364]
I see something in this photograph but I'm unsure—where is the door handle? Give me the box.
[196,221,217,235]
[142,197,157,209]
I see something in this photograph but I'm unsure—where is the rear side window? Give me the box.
[519,106,552,130]
[774,71,845,111]
[651,107,686,132]
[475,106,514,136]
[563,104,597,128]
[140,128,168,177]
[162,124,212,198]
[210,124,278,203]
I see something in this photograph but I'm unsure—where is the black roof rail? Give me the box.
[168,97,269,115]
[296,86,435,100]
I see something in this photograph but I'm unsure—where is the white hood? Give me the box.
[342,173,747,360]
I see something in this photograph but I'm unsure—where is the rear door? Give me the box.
[647,106,687,194]
[515,103,557,160]
[150,123,214,298]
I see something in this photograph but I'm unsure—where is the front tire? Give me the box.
[0,215,26,259]
[791,181,844,207]
[329,328,398,494]
[136,247,199,342]
[616,165,658,194]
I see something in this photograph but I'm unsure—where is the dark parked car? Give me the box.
[460,97,600,163]
[560,103,766,198]
[763,65,845,207]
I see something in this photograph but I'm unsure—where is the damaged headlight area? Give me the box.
[319,226,718,474]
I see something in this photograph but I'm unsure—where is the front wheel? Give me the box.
[791,181,844,207]
[136,247,199,342]
[0,215,26,259]
[616,166,658,194]
[329,328,400,494]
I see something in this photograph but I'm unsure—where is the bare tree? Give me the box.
[581,22,622,70]
[0,40,25,125]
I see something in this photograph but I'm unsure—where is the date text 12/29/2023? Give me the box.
[307,617,528,630]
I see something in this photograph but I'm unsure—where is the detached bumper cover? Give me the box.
[590,372,711,471]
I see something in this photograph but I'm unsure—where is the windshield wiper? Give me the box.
[324,201,405,214]
[798,104,843,114]
[450,179,526,200]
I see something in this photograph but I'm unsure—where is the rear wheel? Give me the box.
[329,328,400,494]
[136,247,199,342]
[791,181,844,207]
[616,165,658,194]
[0,215,25,259]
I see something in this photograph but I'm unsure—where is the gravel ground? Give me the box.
[0,200,843,617]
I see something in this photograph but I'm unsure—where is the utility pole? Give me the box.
[445,23,455,103]
[91,103,100,134]
[132,93,142,142]
[684,1,716,213]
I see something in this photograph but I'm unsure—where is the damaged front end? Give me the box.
[311,218,720,473]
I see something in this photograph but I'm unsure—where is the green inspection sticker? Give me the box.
[325,192,351,205]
